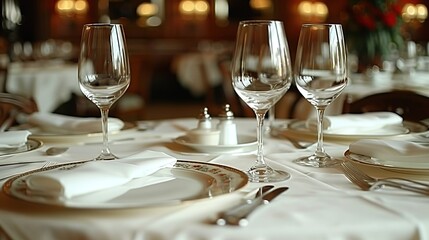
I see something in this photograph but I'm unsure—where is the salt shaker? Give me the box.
[186,107,220,145]
[197,107,212,130]
[217,104,238,145]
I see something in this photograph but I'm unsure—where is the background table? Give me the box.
[5,61,80,113]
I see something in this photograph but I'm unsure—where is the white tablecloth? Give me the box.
[0,118,428,240]
[5,61,80,112]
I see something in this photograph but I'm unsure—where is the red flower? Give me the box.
[382,11,397,27]
[356,15,377,30]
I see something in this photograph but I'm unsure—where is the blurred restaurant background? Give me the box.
[1,0,429,121]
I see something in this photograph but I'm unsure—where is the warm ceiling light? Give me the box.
[74,0,88,14]
[56,0,74,13]
[179,0,195,14]
[56,0,88,15]
[314,2,328,17]
[137,3,158,16]
[402,3,427,23]
[416,4,428,21]
[298,1,312,16]
[250,0,272,9]
[179,0,208,16]
[194,0,208,14]
[297,1,328,22]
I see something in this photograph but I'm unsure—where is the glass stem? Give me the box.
[99,107,112,159]
[255,110,267,166]
[315,107,326,156]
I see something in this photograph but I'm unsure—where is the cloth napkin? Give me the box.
[0,130,31,148]
[306,112,403,134]
[349,139,429,162]
[25,112,124,134]
[25,150,177,199]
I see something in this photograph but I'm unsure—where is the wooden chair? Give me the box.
[0,92,38,131]
[342,90,429,122]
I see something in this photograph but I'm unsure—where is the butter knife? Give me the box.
[216,186,288,226]
[0,160,45,167]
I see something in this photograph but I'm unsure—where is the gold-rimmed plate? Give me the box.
[272,120,428,143]
[344,150,429,175]
[0,139,42,157]
[23,122,137,143]
[3,160,248,209]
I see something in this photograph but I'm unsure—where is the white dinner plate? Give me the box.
[0,139,42,157]
[21,122,137,143]
[172,135,257,154]
[344,150,429,175]
[3,160,248,209]
[272,120,428,142]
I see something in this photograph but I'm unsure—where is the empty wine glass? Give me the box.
[78,23,130,160]
[231,20,292,182]
[294,24,348,167]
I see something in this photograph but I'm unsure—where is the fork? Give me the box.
[0,161,57,181]
[340,161,429,196]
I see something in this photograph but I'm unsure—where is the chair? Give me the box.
[342,90,429,122]
[0,92,38,131]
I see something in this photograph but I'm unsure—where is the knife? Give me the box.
[0,160,45,167]
[216,186,289,226]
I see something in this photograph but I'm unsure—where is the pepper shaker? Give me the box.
[217,104,238,145]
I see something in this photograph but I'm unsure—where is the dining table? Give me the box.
[5,60,80,113]
[0,117,429,240]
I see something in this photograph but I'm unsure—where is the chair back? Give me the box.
[0,93,38,131]
[342,90,429,122]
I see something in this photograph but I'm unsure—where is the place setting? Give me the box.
[11,112,137,143]
[0,23,252,211]
[272,112,429,143]
[0,130,42,157]
[344,138,429,175]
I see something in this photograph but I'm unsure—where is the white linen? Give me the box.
[349,139,429,162]
[0,130,30,148]
[26,112,124,134]
[25,150,177,198]
[6,62,80,112]
[1,118,429,240]
[306,112,403,134]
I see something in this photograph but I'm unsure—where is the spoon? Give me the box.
[45,147,69,156]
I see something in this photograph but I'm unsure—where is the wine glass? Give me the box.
[231,20,292,182]
[78,23,130,160]
[294,24,348,167]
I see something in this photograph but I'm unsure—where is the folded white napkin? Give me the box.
[26,112,124,134]
[25,150,177,199]
[349,139,429,162]
[306,112,403,134]
[0,130,31,148]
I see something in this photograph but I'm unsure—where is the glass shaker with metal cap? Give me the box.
[217,104,238,145]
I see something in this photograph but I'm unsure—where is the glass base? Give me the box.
[293,154,341,168]
[95,152,118,161]
[247,166,291,183]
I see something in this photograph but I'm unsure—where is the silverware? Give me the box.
[0,160,45,167]
[0,161,57,181]
[0,147,69,167]
[340,161,429,196]
[45,147,69,156]
[216,186,289,226]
